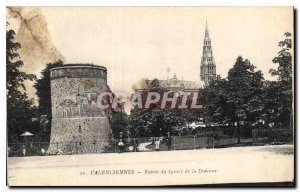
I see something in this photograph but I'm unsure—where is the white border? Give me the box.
[1,1,298,191]
[2,0,298,6]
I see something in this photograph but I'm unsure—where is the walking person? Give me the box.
[155,138,160,151]
[117,138,125,153]
[166,132,172,151]
[133,138,138,152]
[21,145,26,157]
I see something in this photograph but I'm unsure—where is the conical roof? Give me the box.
[20,131,34,137]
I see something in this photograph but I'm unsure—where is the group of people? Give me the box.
[116,132,172,153]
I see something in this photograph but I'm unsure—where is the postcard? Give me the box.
[6,6,294,186]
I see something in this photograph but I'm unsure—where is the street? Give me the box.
[7,145,294,186]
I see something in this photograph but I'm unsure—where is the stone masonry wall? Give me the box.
[48,65,111,154]
[48,117,110,154]
[51,77,107,118]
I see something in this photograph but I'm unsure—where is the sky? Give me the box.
[7,7,294,112]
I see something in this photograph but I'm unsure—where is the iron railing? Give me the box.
[7,129,293,157]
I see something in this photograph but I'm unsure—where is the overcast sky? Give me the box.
[7,7,293,110]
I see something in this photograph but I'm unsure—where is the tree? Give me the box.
[270,32,292,84]
[204,77,232,126]
[128,109,186,137]
[227,57,264,142]
[128,89,203,137]
[263,81,290,127]
[149,78,161,89]
[204,56,264,143]
[33,61,64,140]
[7,25,36,142]
[127,110,154,138]
[266,32,293,128]
[110,111,128,139]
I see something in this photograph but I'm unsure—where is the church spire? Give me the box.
[205,20,209,38]
[200,21,216,86]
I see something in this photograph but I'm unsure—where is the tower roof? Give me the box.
[200,21,216,86]
[205,20,209,38]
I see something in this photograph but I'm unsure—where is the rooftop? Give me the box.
[50,63,107,71]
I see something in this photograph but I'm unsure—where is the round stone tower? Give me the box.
[48,64,111,154]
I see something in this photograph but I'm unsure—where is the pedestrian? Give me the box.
[133,138,138,152]
[155,138,160,151]
[117,138,125,153]
[22,145,26,157]
[166,132,172,151]
[41,148,45,155]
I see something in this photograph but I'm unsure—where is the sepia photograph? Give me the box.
[5,6,294,186]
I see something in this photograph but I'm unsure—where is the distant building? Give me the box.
[200,21,217,86]
[145,73,200,92]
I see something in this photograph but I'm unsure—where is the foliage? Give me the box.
[6,28,36,108]
[204,56,264,142]
[128,109,186,137]
[33,61,64,141]
[266,32,293,128]
[227,57,265,125]
[204,32,293,141]
[148,78,161,89]
[204,77,231,125]
[263,81,292,128]
[269,32,292,84]
[109,111,128,139]
[7,25,37,142]
[128,89,203,137]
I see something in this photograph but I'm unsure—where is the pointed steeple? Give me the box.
[205,20,209,38]
[200,21,216,86]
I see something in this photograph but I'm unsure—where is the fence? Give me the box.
[252,128,293,145]
[7,129,293,157]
